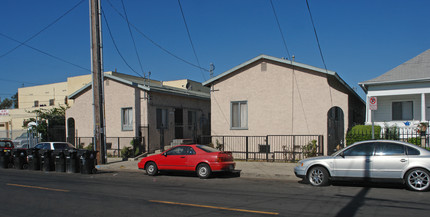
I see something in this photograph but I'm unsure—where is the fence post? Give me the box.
[246,136,249,162]
[117,137,120,157]
[266,135,269,162]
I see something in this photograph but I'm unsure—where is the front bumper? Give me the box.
[294,166,306,179]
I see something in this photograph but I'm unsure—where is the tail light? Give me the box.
[217,152,233,162]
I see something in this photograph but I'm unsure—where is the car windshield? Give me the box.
[196,145,220,153]
[53,143,75,149]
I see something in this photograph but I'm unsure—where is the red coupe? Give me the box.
[138,144,235,179]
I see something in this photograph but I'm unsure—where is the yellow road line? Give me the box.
[150,200,279,215]
[7,183,70,192]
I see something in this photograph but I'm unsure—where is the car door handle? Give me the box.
[365,159,371,163]
[180,156,186,158]
[400,159,407,162]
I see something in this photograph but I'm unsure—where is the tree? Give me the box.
[23,106,68,141]
[11,92,18,108]
[0,92,18,109]
[0,98,13,109]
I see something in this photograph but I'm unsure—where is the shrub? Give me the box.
[85,143,94,151]
[121,146,133,159]
[407,137,421,146]
[302,140,318,158]
[346,125,381,146]
[130,139,140,156]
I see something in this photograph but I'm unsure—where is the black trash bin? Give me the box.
[54,150,66,172]
[65,149,79,173]
[27,148,41,170]
[78,150,98,174]
[0,148,13,169]
[40,149,54,171]
[12,149,28,169]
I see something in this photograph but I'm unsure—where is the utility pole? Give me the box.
[90,0,106,164]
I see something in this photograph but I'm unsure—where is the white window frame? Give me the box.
[231,101,248,130]
[121,107,133,131]
[392,101,413,120]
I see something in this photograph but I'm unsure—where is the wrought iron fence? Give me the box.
[200,135,324,162]
[346,130,430,149]
[67,136,142,158]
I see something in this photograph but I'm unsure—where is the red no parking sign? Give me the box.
[369,96,377,110]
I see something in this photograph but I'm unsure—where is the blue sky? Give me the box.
[1,0,430,102]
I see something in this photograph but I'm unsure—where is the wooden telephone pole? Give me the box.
[90,0,106,164]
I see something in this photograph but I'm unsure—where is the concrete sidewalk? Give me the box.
[97,158,300,181]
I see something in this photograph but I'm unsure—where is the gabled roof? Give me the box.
[69,73,209,100]
[203,54,363,102]
[360,49,430,90]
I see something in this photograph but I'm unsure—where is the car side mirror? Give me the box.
[339,152,345,158]
[163,152,167,157]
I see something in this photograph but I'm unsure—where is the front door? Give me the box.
[157,146,187,170]
[327,107,344,155]
[333,142,375,178]
[175,109,183,139]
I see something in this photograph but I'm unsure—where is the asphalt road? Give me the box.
[1,169,430,217]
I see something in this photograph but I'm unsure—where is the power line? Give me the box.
[120,0,146,77]
[104,0,210,72]
[0,32,91,72]
[0,0,85,59]
[270,0,311,133]
[177,0,207,81]
[305,0,333,107]
[101,7,144,79]
[0,78,42,86]
[305,0,328,71]
[269,0,291,60]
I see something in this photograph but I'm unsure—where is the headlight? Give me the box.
[297,161,304,167]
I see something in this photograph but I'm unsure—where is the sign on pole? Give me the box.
[369,96,377,110]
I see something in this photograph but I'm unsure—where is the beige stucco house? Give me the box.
[66,71,210,155]
[203,55,365,156]
[0,74,91,140]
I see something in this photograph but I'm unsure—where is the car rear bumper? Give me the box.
[211,162,236,172]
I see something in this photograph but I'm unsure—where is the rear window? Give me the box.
[0,141,13,148]
[196,145,220,153]
[53,143,74,150]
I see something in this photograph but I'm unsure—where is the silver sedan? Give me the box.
[294,140,430,191]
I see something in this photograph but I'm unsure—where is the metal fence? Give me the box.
[67,136,140,158]
[346,130,430,149]
[0,129,26,140]
[200,135,324,162]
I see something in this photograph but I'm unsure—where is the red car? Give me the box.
[0,140,14,150]
[138,144,235,179]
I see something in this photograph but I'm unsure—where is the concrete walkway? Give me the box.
[97,158,301,181]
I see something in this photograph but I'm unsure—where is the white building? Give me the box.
[359,49,430,134]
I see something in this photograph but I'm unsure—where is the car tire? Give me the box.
[405,168,430,191]
[146,162,158,176]
[307,166,329,186]
[197,164,211,179]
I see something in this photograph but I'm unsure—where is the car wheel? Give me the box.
[405,168,430,191]
[197,164,211,179]
[307,166,329,186]
[146,162,158,176]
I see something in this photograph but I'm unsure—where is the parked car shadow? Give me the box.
[331,181,405,190]
[156,170,241,179]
